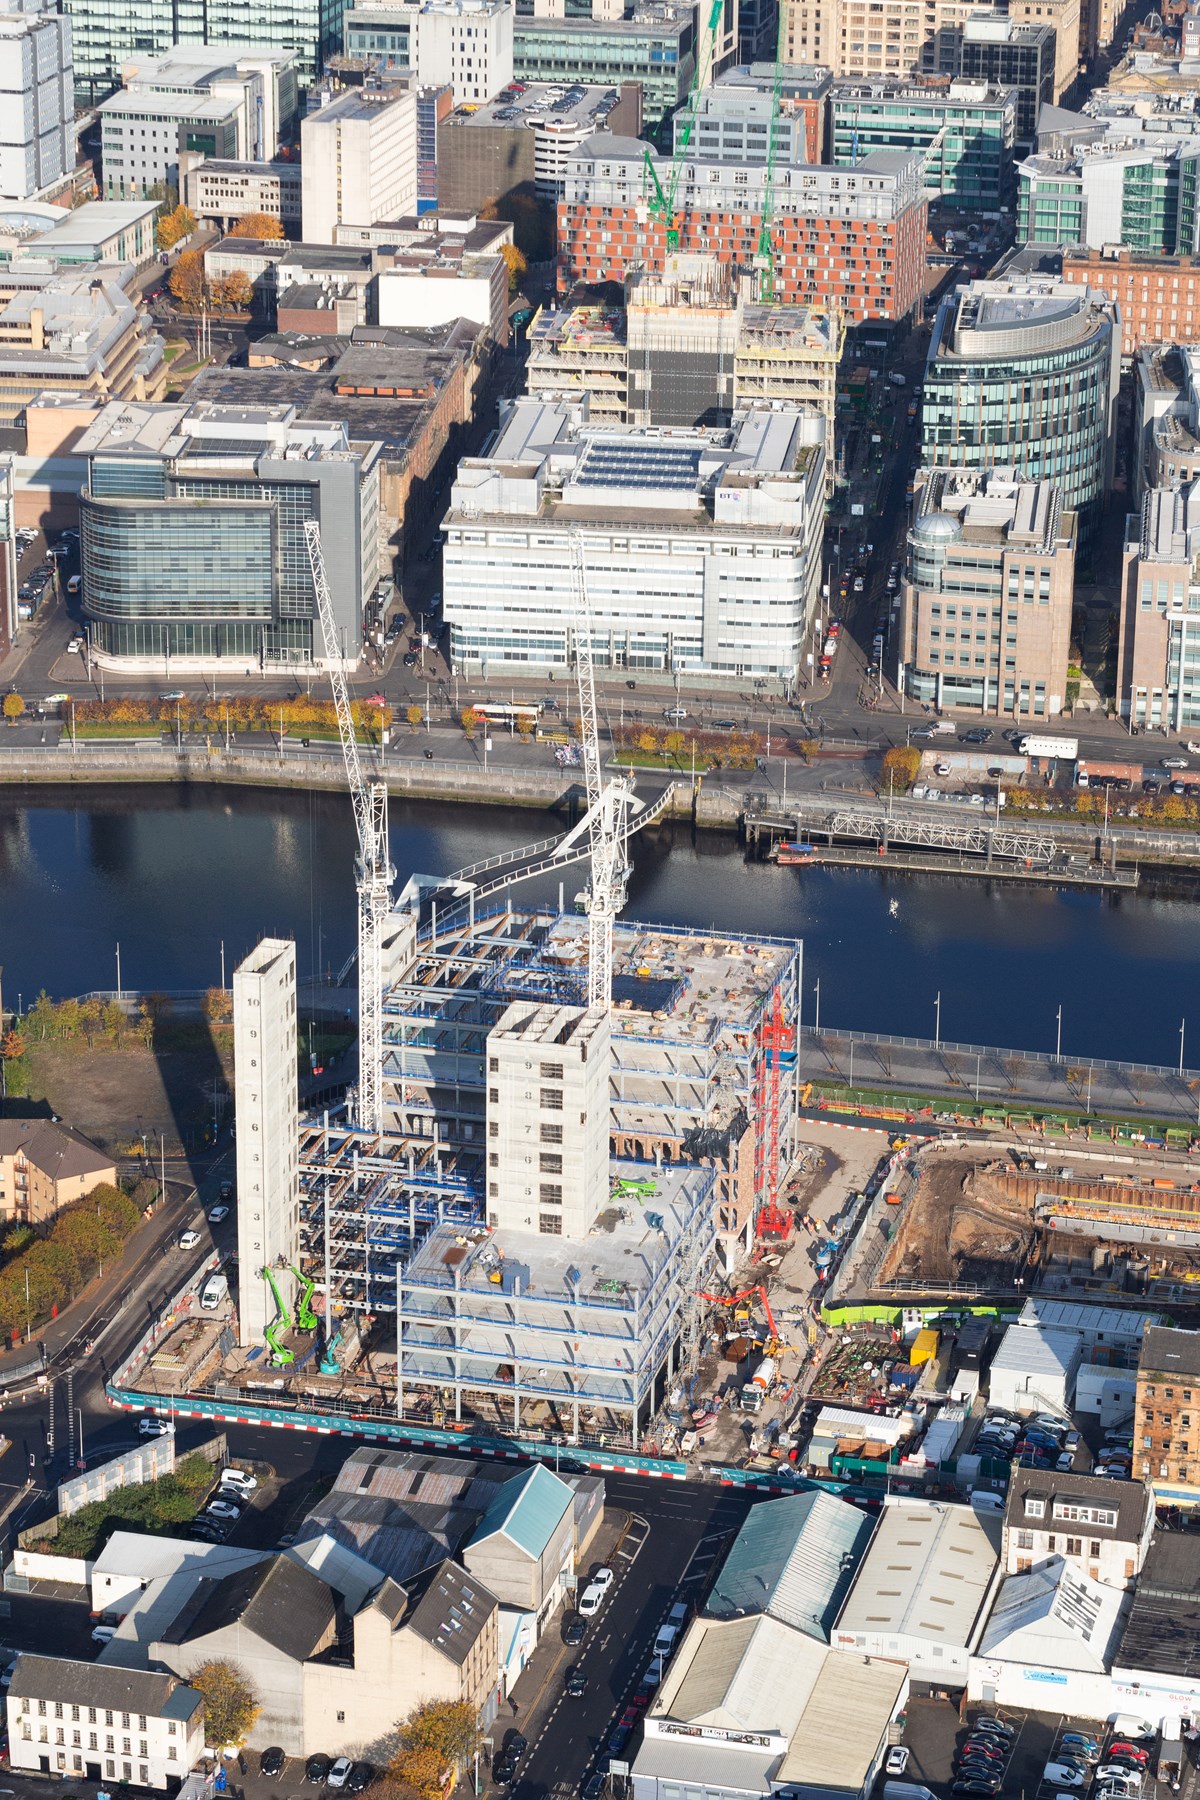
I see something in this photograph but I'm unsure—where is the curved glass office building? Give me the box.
[922,276,1120,549]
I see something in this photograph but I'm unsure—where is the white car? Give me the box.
[589,1566,614,1594]
[577,1581,606,1617]
[66,636,82,653]
[886,1748,910,1776]
[1043,1767,1086,1788]
[220,1468,258,1493]
[91,1625,116,1644]
[139,1416,174,1437]
[208,1204,229,1223]
[205,1499,241,1522]
[328,1760,353,1790]
[662,706,688,723]
[178,1229,201,1250]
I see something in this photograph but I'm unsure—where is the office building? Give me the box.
[442,393,824,680]
[8,1659,204,1789]
[181,155,303,233]
[1062,246,1200,356]
[436,80,641,215]
[20,199,159,265]
[1135,1325,1200,1503]
[68,0,335,107]
[511,6,697,137]
[922,276,1120,547]
[1002,1467,1154,1589]
[1018,129,1200,255]
[1118,478,1200,734]
[301,89,418,242]
[830,78,1016,209]
[527,259,841,479]
[783,0,1078,102]
[958,16,1055,146]
[375,234,508,344]
[341,0,513,106]
[234,937,300,1349]
[688,62,831,166]
[0,0,73,203]
[100,46,300,199]
[558,133,928,324]
[0,457,14,653]
[0,263,166,428]
[900,466,1077,719]
[76,396,381,669]
[1132,342,1200,496]
[0,1120,117,1224]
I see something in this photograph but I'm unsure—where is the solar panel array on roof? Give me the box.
[180,437,272,457]
[571,438,701,491]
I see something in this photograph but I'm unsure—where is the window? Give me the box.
[488,1122,498,1138]
[1024,1497,1045,1518]
[540,1184,562,1204]
[488,1057,498,1072]
[1066,1536,1082,1556]
[540,1153,562,1173]
[540,1088,563,1110]
[1016,1529,1034,1549]
[540,1062,563,1080]
[541,1122,563,1144]
[539,1212,562,1234]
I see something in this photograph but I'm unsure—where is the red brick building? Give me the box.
[558,134,928,325]
[1062,248,1200,357]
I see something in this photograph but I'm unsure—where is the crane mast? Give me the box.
[567,534,630,1013]
[304,519,394,1133]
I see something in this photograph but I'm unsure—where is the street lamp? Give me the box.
[934,990,941,1050]
[1055,1004,1063,1062]
[1181,1017,1187,1078]
[814,978,821,1035]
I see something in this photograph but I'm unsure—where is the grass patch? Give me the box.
[28,1452,216,1559]
[75,722,163,740]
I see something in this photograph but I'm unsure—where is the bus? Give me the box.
[467,701,543,734]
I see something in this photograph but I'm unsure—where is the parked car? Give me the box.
[346,1764,373,1794]
[260,1748,286,1778]
[577,1580,606,1617]
[951,1781,1001,1797]
[563,1615,585,1646]
[589,1565,615,1594]
[205,1499,241,1521]
[220,1468,258,1493]
[886,1749,910,1776]
[139,1416,173,1436]
[580,1776,606,1800]
[208,1204,229,1223]
[1098,1767,1144,1782]
[1108,1746,1149,1765]
[971,1719,1015,1739]
[91,1625,116,1643]
[328,1759,353,1789]
[305,1756,332,1785]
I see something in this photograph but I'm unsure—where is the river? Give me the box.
[0,784,1196,1066]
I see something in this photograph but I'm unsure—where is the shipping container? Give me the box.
[910,1327,939,1367]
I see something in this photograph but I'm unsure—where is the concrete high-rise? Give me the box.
[0,0,73,202]
[301,89,418,243]
[234,937,300,1349]
[485,1003,611,1239]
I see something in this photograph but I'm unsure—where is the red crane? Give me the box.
[755,987,794,1239]
[696,1284,780,1343]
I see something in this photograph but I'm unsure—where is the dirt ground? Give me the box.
[12,1027,234,1156]
[879,1147,1035,1287]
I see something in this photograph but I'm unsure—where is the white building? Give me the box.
[486,1001,610,1240]
[8,1656,204,1789]
[833,1497,1001,1686]
[344,0,513,105]
[0,0,73,203]
[118,44,298,156]
[443,396,826,682]
[181,154,303,232]
[969,1557,1129,1718]
[1002,1467,1155,1591]
[1018,1296,1163,1360]
[987,1320,1083,1415]
[301,89,418,244]
[234,937,300,1347]
[375,247,507,343]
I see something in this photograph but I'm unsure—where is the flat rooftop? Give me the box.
[835,1498,999,1648]
[451,80,626,129]
[401,1158,714,1303]
[1115,1530,1200,1677]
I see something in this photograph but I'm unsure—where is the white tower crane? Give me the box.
[304,519,394,1134]
[562,532,637,1012]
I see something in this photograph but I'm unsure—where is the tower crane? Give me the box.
[304,519,394,1133]
[553,532,640,1011]
[642,0,727,254]
[753,10,788,302]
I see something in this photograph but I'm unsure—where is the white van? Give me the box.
[67,573,81,595]
[199,1272,229,1310]
[1110,1717,1154,1741]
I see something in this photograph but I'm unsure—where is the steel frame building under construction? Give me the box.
[295,899,803,1440]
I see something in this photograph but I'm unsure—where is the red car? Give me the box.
[365,692,386,706]
[1109,1746,1149,1765]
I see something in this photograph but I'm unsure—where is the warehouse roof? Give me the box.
[990,1321,1082,1380]
[704,1491,873,1641]
[655,1614,824,1738]
[775,1649,908,1789]
[1019,1296,1162,1343]
[160,1553,337,1660]
[980,1558,1127,1673]
[835,1499,999,1650]
[469,1464,571,1562]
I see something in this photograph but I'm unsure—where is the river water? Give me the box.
[0,784,1196,1066]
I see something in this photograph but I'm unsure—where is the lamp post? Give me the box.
[934,990,941,1051]
[1055,1004,1063,1062]
[814,977,821,1035]
[1181,1018,1187,1078]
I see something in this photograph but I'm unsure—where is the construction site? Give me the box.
[112,516,818,1457]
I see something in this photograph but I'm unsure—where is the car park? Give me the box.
[260,1748,286,1778]
[306,1756,332,1785]
[328,1759,353,1789]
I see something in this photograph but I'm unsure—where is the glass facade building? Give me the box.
[957,20,1054,147]
[1018,142,1200,254]
[68,0,338,107]
[512,13,695,136]
[77,401,379,669]
[829,80,1017,212]
[922,277,1120,549]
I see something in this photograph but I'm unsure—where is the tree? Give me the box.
[2,692,24,723]
[881,744,921,791]
[460,707,482,739]
[407,704,423,733]
[168,250,206,312]
[0,1028,24,1062]
[203,986,232,1025]
[390,1700,477,1800]
[228,212,285,241]
[156,203,196,251]
[25,991,55,1040]
[499,242,527,295]
[190,1661,260,1749]
[212,271,253,313]
[78,998,102,1049]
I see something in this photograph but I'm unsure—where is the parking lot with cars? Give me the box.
[899,1706,1183,1800]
